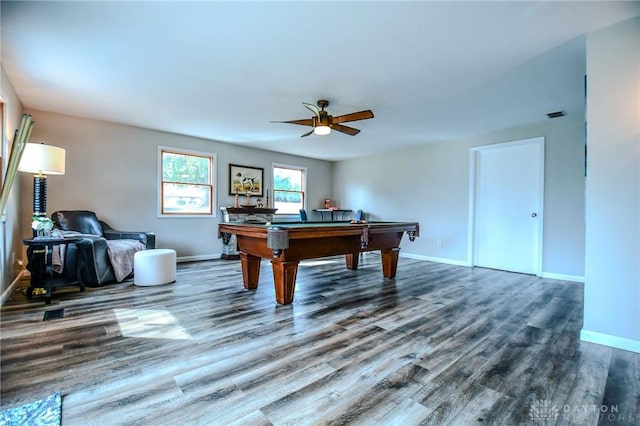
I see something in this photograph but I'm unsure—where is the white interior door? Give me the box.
[471,138,544,275]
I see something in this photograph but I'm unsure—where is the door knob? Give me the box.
[531,213,537,218]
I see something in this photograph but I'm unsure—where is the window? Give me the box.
[272,163,306,214]
[159,146,215,216]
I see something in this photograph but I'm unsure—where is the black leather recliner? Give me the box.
[51,210,156,286]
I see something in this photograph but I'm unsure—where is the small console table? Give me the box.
[313,209,353,221]
[23,237,84,304]
[221,207,278,223]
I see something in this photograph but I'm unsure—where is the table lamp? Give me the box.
[18,142,66,219]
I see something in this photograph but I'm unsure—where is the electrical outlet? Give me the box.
[436,240,443,248]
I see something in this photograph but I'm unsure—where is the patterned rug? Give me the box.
[0,392,61,426]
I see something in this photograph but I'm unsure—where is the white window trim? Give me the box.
[272,162,307,214]
[157,145,217,218]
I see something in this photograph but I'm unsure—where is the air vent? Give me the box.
[547,110,566,119]
[43,308,65,320]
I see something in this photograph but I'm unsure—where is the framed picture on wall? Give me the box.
[229,164,264,196]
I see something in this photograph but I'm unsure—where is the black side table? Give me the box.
[313,209,353,221]
[23,237,84,304]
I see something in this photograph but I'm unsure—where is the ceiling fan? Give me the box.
[272,100,374,137]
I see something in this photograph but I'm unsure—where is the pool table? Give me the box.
[218,221,419,304]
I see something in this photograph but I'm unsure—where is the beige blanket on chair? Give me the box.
[52,231,97,274]
[51,232,145,281]
[107,239,146,282]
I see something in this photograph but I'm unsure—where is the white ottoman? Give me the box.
[134,249,176,286]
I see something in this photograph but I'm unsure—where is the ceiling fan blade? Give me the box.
[300,128,314,138]
[303,102,320,117]
[331,123,361,136]
[270,118,314,127]
[332,110,374,124]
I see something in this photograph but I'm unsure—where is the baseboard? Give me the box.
[400,252,472,267]
[1,270,27,306]
[176,254,221,263]
[541,272,584,283]
[580,329,640,354]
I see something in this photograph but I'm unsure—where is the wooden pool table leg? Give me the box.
[240,253,261,290]
[271,260,299,305]
[345,252,360,270]
[381,247,401,278]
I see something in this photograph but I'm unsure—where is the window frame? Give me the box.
[158,145,216,218]
[272,162,307,215]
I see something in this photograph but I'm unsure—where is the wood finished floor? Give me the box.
[1,255,638,425]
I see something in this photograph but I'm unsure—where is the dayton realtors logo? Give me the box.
[529,399,559,423]
[528,399,635,424]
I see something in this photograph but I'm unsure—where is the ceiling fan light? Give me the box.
[314,125,331,136]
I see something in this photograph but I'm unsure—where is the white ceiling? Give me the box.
[2,1,639,161]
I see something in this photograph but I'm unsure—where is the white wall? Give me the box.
[334,116,586,279]
[582,17,640,353]
[0,65,25,293]
[20,110,334,260]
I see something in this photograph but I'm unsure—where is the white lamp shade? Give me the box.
[18,143,66,175]
[313,125,331,136]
